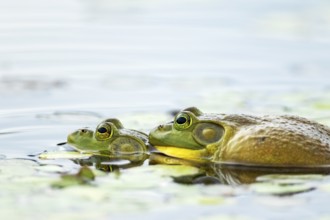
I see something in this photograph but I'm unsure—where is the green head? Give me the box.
[67,118,148,155]
[149,107,226,161]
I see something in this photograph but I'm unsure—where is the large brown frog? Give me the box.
[149,107,330,167]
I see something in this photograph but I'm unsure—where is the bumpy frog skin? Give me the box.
[149,107,330,167]
[67,119,148,155]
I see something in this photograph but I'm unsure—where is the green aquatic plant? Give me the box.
[52,166,95,188]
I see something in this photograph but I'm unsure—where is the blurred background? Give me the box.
[1,0,330,157]
[1,0,330,110]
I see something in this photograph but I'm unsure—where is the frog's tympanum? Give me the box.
[67,119,148,155]
[149,107,330,167]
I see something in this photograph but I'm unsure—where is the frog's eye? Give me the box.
[95,123,113,141]
[97,127,107,133]
[174,113,192,130]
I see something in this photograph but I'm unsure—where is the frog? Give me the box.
[67,118,149,155]
[149,107,330,167]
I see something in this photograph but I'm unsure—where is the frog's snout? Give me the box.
[67,133,75,143]
[154,124,166,132]
[156,123,172,132]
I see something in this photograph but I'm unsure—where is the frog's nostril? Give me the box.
[158,125,164,130]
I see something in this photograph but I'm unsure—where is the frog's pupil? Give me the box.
[98,127,107,133]
[176,117,187,124]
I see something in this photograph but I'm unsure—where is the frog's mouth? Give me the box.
[153,145,210,163]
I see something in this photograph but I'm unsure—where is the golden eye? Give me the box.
[174,113,192,130]
[95,123,113,141]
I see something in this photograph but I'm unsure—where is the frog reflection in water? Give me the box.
[149,153,330,185]
[149,107,330,167]
[67,118,149,156]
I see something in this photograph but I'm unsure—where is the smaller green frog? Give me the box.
[67,118,148,155]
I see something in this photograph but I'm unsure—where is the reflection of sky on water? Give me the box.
[0,0,330,114]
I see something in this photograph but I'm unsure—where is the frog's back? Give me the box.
[216,114,330,167]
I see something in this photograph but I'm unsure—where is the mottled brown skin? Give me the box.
[149,107,330,167]
[214,114,330,166]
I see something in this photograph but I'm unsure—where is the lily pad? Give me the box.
[313,102,330,110]
[38,151,93,160]
[251,174,323,196]
[250,182,315,196]
[0,159,37,177]
[197,196,226,205]
[254,196,306,208]
[52,166,95,188]
[35,164,69,173]
[256,174,324,184]
[123,164,201,177]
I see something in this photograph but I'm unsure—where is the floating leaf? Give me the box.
[318,182,330,193]
[250,182,315,196]
[256,174,324,184]
[197,196,225,205]
[52,166,95,188]
[35,164,68,173]
[0,159,37,177]
[149,164,200,177]
[313,102,330,110]
[252,171,320,196]
[77,165,95,181]
[254,196,306,208]
[39,151,93,160]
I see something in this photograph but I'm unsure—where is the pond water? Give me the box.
[1,0,330,219]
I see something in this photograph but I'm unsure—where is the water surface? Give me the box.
[1,0,330,219]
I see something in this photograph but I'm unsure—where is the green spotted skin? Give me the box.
[67,118,148,155]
